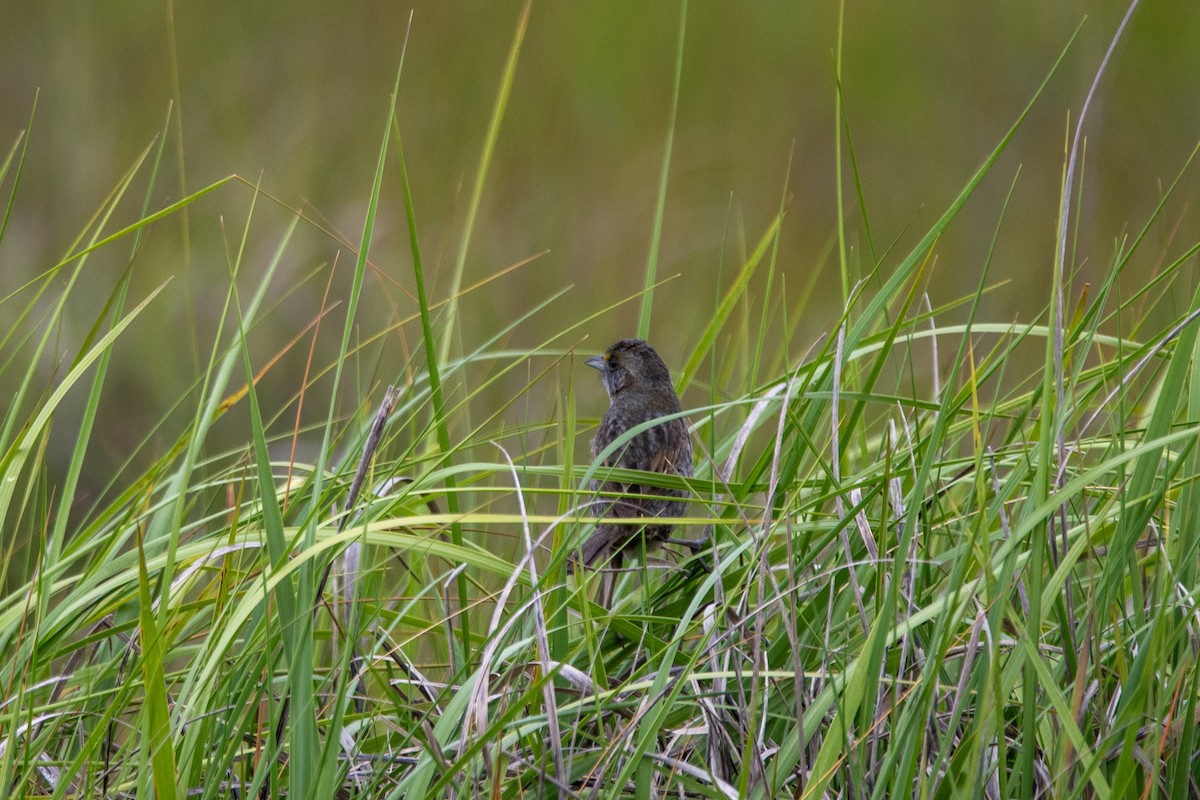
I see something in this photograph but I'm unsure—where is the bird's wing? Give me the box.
[646,416,692,476]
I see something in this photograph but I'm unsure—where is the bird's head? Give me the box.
[586,338,675,403]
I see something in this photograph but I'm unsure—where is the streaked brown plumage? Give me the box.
[571,339,692,570]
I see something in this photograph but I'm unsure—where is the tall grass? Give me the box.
[3,6,1200,800]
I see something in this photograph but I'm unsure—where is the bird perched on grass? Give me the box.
[571,338,693,571]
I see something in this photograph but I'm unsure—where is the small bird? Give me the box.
[571,338,693,571]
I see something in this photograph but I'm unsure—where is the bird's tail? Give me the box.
[566,527,618,573]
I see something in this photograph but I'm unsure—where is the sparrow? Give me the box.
[571,338,693,570]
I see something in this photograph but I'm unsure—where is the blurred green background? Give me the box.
[2,2,1198,498]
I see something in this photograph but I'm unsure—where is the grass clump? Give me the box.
[3,8,1200,800]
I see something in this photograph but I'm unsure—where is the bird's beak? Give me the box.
[585,355,606,371]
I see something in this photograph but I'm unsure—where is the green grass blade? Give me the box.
[438,1,531,365]
[637,0,687,340]
[135,525,179,800]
